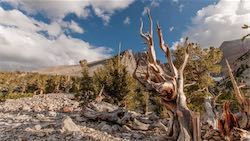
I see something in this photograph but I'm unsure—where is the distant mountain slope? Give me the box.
[34,38,250,83]
[33,50,137,77]
[33,64,82,77]
[220,38,250,74]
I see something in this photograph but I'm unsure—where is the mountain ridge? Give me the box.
[32,49,138,77]
[30,38,250,79]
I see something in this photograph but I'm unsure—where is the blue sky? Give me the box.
[69,0,217,53]
[0,0,249,70]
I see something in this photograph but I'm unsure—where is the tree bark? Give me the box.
[135,8,201,141]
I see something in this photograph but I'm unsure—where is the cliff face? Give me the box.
[220,38,250,75]
[119,49,137,74]
[220,38,250,88]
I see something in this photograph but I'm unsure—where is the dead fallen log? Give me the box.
[82,101,168,131]
[83,106,132,125]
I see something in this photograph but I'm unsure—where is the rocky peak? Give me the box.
[118,49,137,74]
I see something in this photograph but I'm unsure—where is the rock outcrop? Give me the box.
[220,38,250,75]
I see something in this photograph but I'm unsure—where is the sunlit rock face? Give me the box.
[119,49,137,74]
[220,38,250,75]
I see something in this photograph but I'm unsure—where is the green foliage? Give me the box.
[0,72,80,101]
[45,76,59,93]
[75,60,95,102]
[150,96,169,118]
[187,91,210,113]
[173,45,222,112]
[80,60,94,93]
[77,58,148,111]
[124,84,149,112]
[0,92,33,100]
[69,77,81,93]
[217,91,239,112]
[93,58,137,105]
[60,76,73,93]
[34,75,47,94]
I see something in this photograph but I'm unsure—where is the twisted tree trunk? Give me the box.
[134,9,201,141]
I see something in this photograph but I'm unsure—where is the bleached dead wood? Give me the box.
[234,128,250,141]
[95,85,105,103]
[204,96,219,129]
[83,101,167,131]
[134,8,201,141]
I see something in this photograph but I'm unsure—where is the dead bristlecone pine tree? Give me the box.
[133,9,201,141]
[215,60,250,141]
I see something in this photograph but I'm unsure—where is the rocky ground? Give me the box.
[0,93,161,141]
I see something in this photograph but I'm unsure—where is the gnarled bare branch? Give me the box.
[140,18,149,41]
[140,10,157,67]
[226,60,244,105]
[184,82,196,88]
[156,23,178,78]
[147,8,153,36]
[179,38,190,74]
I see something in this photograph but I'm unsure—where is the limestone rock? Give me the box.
[62,106,73,113]
[48,111,57,117]
[61,116,81,132]
[112,124,121,132]
[33,105,42,112]
[75,115,86,122]
[100,124,112,133]
[22,105,31,112]
[132,133,143,139]
[34,124,42,130]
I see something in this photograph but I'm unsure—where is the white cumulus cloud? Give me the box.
[67,20,84,34]
[172,0,179,3]
[141,0,162,16]
[182,0,250,48]
[179,4,184,12]
[0,0,136,70]
[142,7,148,16]
[0,7,111,70]
[123,17,131,25]
[150,0,160,7]
[169,26,174,32]
[2,0,135,25]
